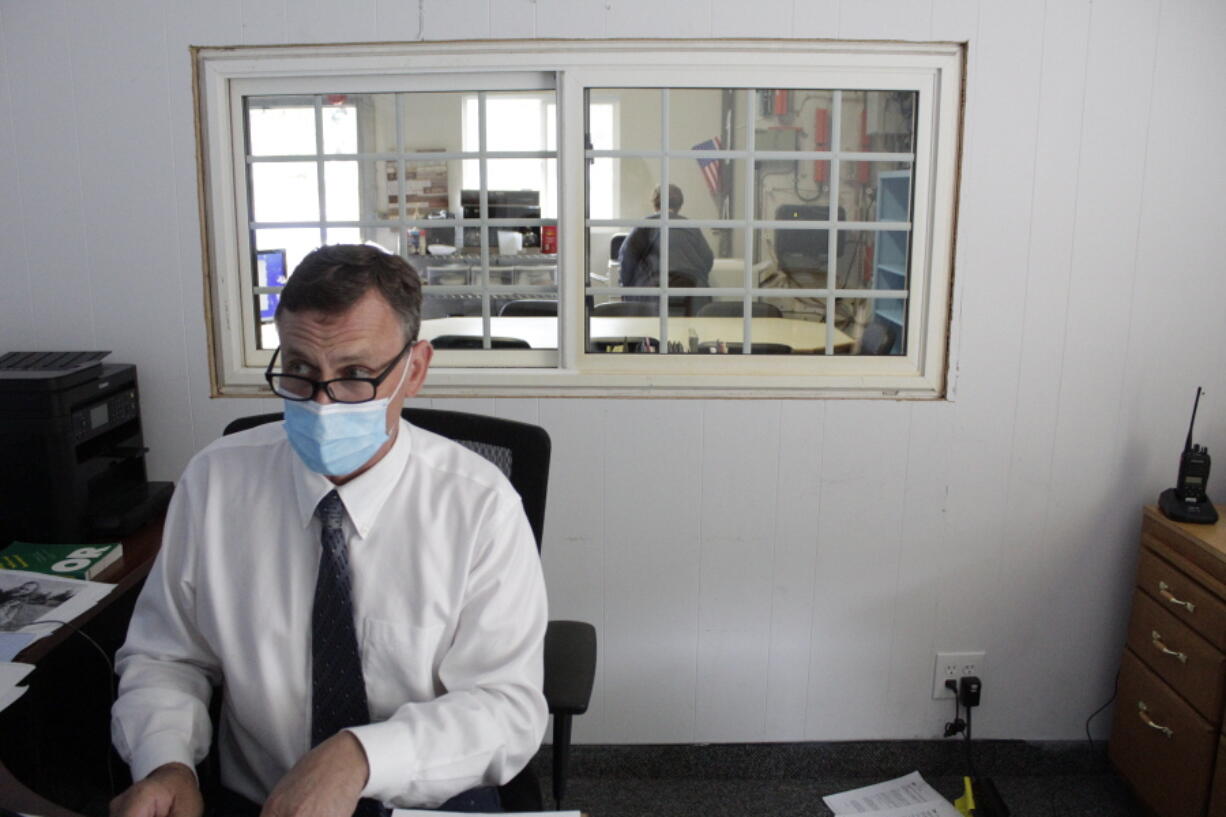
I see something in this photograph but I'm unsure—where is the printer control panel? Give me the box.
[71,387,139,443]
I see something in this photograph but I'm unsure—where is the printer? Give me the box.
[0,351,172,545]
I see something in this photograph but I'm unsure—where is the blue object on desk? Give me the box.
[257,249,287,321]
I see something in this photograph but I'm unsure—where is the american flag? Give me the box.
[692,137,723,197]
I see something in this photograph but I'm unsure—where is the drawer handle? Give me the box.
[1137,701,1174,738]
[1150,630,1188,663]
[1158,581,1196,613]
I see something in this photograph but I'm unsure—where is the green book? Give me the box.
[0,541,123,581]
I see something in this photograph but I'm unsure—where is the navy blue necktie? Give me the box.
[312,490,388,817]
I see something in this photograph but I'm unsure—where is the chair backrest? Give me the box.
[696,341,792,355]
[589,336,659,354]
[859,321,898,355]
[697,300,784,318]
[609,232,629,260]
[429,335,532,349]
[774,203,847,273]
[591,300,657,317]
[222,408,551,551]
[499,299,559,317]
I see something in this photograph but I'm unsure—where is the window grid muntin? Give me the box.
[242,88,560,355]
[584,86,915,357]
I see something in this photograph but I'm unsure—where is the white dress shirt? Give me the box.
[112,418,548,807]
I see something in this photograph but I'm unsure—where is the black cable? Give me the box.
[34,620,119,797]
[792,174,823,203]
[1085,670,1120,759]
[963,697,977,783]
[943,683,964,737]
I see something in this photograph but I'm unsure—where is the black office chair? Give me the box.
[858,320,898,355]
[429,335,532,349]
[774,203,847,289]
[499,299,559,317]
[609,233,629,262]
[221,409,597,810]
[695,341,792,355]
[696,300,784,318]
[591,300,657,317]
[589,336,660,354]
[661,271,709,317]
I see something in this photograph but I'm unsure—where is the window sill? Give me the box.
[212,365,946,400]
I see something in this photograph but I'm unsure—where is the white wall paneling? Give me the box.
[606,0,713,38]
[420,0,491,41]
[290,0,380,44]
[762,399,826,739]
[535,0,609,39]
[0,5,35,349]
[711,0,791,38]
[1033,0,1164,735]
[693,400,782,741]
[489,1,536,40]
[2,0,1225,743]
[837,0,933,42]
[790,1,840,40]
[805,399,911,739]
[374,0,424,41]
[1,0,96,351]
[989,0,1095,733]
[600,400,704,742]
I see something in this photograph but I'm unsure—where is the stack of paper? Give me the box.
[0,568,115,669]
[823,771,961,817]
[0,569,114,636]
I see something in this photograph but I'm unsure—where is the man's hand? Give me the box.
[260,731,371,817]
[110,762,203,817]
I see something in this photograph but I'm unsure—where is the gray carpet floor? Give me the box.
[534,741,1143,817]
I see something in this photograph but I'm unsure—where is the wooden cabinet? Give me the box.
[1110,506,1226,817]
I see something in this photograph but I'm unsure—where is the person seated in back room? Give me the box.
[618,183,714,316]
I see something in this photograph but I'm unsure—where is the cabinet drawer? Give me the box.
[1127,589,1226,723]
[1138,548,1226,652]
[1110,649,1216,817]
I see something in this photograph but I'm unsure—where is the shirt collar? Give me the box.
[290,418,414,538]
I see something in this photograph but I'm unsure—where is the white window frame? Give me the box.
[194,40,963,399]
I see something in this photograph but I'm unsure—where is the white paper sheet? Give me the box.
[394,811,581,817]
[0,569,113,636]
[0,631,36,660]
[822,770,961,817]
[0,660,35,713]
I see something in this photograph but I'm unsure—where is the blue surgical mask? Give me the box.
[283,351,411,476]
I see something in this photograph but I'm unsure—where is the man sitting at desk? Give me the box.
[110,244,547,817]
[618,183,714,315]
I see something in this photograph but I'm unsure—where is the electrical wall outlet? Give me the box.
[933,651,985,699]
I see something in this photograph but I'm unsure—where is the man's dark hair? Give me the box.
[652,183,684,213]
[275,244,422,342]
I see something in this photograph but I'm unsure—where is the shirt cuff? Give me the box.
[348,720,413,801]
[128,731,200,784]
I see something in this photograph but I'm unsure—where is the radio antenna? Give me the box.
[1185,387,1204,453]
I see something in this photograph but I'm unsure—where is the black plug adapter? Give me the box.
[959,675,981,708]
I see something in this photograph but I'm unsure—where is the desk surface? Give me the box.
[422,315,855,353]
[13,519,164,665]
[2,516,165,817]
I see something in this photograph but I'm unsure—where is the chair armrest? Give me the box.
[543,620,596,715]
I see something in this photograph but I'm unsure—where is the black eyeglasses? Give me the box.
[265,341,413,403]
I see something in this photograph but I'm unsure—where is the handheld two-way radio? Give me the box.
[1158,387,1217,525]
